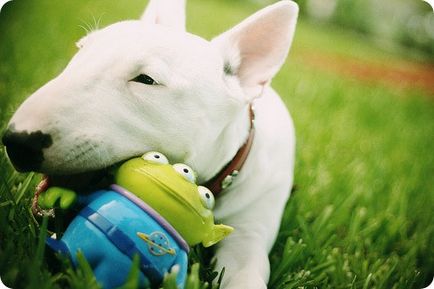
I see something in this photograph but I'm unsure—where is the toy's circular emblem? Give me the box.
[137,231,176,256]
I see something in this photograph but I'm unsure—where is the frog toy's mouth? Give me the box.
[132,167,204,220]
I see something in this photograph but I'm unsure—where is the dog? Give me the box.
[2,1,298,288]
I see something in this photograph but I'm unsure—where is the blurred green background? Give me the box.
[296,0,434,61]
[0,0,433,289]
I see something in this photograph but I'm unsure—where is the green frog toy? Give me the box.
[39,151,233,289]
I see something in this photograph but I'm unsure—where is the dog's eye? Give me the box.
[198,186,215,210]
[173,163,197,184]
[131,74,157,85]
[142,152,169,164]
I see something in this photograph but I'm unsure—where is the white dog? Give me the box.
[2,1,298,288]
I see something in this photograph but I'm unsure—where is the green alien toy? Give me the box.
[39,151,233,289]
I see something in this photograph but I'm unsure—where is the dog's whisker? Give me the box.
[96,13,105,30]
[78,18,95,35]
[90,13,105,31]
[78,24,90,35]
[85,19,94,32]
[92,15,97,31]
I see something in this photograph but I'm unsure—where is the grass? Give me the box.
[0,0,433,288]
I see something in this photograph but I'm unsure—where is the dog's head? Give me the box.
[2,0,298,186]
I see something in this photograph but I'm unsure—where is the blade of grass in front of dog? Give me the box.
[14,172,34,204]
[184,263,201,289]
[269,238,307,288]
[115,255,141,289]
[65,251,101,289]
[26,216,56,289]
[210,267,224,289]
[35,216,48,267]
[162,270,178,289]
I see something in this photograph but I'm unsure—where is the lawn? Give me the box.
[0,1,433,289]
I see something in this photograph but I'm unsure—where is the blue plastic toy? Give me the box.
[39,152,233,289]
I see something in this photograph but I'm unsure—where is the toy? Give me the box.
[39,152,233,289]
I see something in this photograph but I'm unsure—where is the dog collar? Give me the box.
[204,104,255,196]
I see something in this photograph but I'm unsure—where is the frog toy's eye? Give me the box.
[198,186,215,210]
[173,163,197,184]
[142,152,169,164]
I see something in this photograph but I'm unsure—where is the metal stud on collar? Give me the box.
[221,170,239,190]
[205,104,255,196]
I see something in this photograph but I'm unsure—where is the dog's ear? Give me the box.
[212,1,298,98]
[141,0,186,31]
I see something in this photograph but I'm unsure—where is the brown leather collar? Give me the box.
[204,105,255,196]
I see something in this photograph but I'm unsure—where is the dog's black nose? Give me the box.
[2,126,53,172]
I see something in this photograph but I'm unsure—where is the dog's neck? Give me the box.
[204,105,255,195]
[187,104,252,186]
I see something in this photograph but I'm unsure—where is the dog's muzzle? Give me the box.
[2,125,53,172]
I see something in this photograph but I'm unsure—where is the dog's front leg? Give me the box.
[215,230,269,289]
[214,187,290,289]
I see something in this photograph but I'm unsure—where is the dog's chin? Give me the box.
[31,158,133,216]
[36,167,115,197]
[53,170,112,191]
